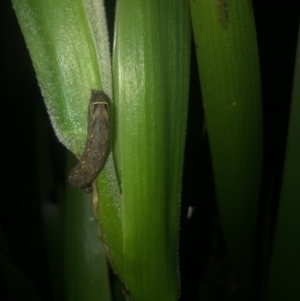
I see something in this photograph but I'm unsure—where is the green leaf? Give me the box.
[12,1,114,300]
[102,0,191,299]
[189,1,263,299]
[11,0,111,154]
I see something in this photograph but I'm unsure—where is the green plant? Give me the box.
[7,0,300,300]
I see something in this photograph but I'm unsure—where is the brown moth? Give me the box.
[68,90,110,192]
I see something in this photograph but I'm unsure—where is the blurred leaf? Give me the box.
[189,1,263,299]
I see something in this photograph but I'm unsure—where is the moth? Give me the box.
[68,90,110,192]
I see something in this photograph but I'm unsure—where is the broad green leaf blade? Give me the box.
[11,0,111,154]
[267,22,300,301]
[189,1,263,299]
[108,0,191,300]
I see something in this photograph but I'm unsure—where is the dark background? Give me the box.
[0,1,299,300]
